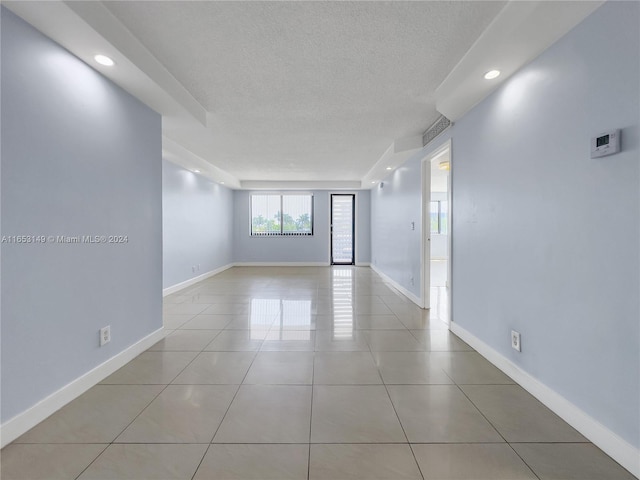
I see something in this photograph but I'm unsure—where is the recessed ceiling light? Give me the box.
[94,54,115,66]
[386,167,393,170]
[220,182,225,185]
[371,181,376,184]
[484,69,500,80]
[193,169,200,173]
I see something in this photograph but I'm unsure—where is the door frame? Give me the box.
[420,139,453,318]
[330,193,356,265]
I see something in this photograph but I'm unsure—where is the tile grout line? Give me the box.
[374,327,427,480]
[454,383,541,480]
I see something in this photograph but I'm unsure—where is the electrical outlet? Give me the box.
[511,330,521,352]
[100,326,111,346]
[410,276,414,286]
[192,265,196,272]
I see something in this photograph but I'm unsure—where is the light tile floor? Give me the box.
[1,266,635,480]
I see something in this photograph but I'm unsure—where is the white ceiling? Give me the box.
[101,1,505,184]
[5,1,603,189]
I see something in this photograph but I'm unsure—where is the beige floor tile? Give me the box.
[214,385,312,443]
[354,314,406,330]
[116,384,237,443]
[181,294,251,304]
[224,314,275,330]
[194,444,309,480]
[314,314,356,331]
[311,385,406,443]
[397,315,449,330]
[77,444,207,480]
[511,443,636,479]
[314,351,382,384]
[163,314,195,330]
[172,351,255,384]
[202,303,250,315]
[412,444,538,480]
[204,329,266,351]
[101,351,197,384]
[353,303,394,315]
[379,294,414,306]
[372,351,453,384]
[180,314,234,329]
[0,443,107,480]
[163,303,210,315]
[148,329,220,351]
[244,352,313,384]
[387,385,503,443]
[163,294,187,304]
[314,329,370,351]
[461,385,587,442]
[15,385,163,443]
[363,330,424,351]
[386,304,426,318]
[355,284,398,296]
[410,330,473,351]
[430,351,514,384]
[261,330,316,351]
[309,444,422,480]
[353,295,386,305]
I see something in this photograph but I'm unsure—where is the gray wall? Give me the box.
[452,1,638,449]
[163,160,233,288]
[1,9,162,423]
[233,190,371,265]
[371,153,426,298]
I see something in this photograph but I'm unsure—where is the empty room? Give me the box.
[1,1,638,479]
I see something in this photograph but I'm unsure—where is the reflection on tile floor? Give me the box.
[2,267,635,480]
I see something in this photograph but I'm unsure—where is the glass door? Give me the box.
[331,194,355,265]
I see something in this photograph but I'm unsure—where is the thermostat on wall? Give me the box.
[591,129,620,158]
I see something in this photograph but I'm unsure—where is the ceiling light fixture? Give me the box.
[193,169,200,173]
[386,167,393,170]
[438,160,450,171]
[94,54,115,66]
[220,182,225,185]
[484,69,500,80]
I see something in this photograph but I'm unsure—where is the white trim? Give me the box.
[370,264,423,308]
[450,322,640,479]
[420,139,452,312]
[163,264,234,296]
[0,327,166,448]
[233,262,329,267]
[355,262,371,267]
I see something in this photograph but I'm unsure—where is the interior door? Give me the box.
[331,194,355,265]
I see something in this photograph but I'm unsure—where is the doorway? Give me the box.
[421,140,451,322]
[331,194,355,265]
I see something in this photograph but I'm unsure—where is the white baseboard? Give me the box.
[0,327,166,448]
[355,262,371,267]
[370,264,423,308]
[233,262,329,267]
[163,264,233,296]
[450,322,640,479]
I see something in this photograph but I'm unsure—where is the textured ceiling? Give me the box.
[103,1,506,182]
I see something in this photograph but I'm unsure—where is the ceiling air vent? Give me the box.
[422,115,451,147]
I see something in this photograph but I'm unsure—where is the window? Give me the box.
[430,200,448,234]
[251,194,313,236]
